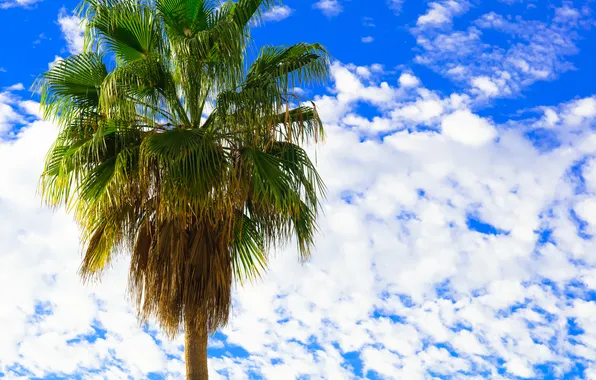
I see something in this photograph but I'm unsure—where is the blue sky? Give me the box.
[2,0,596,379]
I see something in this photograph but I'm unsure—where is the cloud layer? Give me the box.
[2,56,596,377]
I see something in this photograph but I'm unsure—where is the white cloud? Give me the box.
[417,0,470,27]
[541,108,560,127]
[361,36,374,43]
[355,66,372,78]
[57,9,85,54]
[0,90,26,133]
[0,0,42,9]
[343,114,393,133]
[370,63,384,73]
[48,55,64,69]
[393,98,445,124]
[262,5,293,22]
[556,97,596,129]
[555,5,581,23]
[575,198,596,231]
[571,97,596,118]
[313,0,342,17]
[441,109,497,146]
[583,158,596,193]
[399,73,421,88]
[5,83,24,91]
[506,357,535,378]
[19,100,41,118]
[471,76,500,97]
[326,63,395,108]
[451,330,488,355]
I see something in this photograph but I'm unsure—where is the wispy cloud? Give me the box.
[361,36,374,43]
[32,33,50,47]
[262,5,293,22]
[363,16,375,27]
[313,0,343,17]
[388,0,405,14]
[413,3,590,98]
[0,0,42,9]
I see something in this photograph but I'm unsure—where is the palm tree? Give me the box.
[37,0,329,378]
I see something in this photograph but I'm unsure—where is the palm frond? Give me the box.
[231,212,267,283]
[246,43,330,91]
[85,0,163,63]
[229,0,276,29]
[38,53,107,125]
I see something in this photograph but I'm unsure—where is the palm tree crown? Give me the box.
[38,0,329,345]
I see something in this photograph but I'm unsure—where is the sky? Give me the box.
[1,0,596,379]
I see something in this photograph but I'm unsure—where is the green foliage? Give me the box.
[38,0,329,337]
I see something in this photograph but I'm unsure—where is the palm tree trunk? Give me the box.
[185,317,209,380]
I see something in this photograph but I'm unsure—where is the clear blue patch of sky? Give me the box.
[371,308,406,324]
[5,364,33,378]
[466,213,510,236]
[569,208,593,240]
[535,227,555,247]
[342,351,366,378]
[66,320,107,344]
[564,280,596,303]
[435,279,456,301]
[524,128,562,153]
[567,156,590,195]
[208,332,251,359]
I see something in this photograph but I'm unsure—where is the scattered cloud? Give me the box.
[471,76,500,98]
[33,33,50,46]
[416,0,470,27]
[363,16,375,27]
[361,36,374,43]
[413,3,591,98]
[388,0,405,14]
[262,5,293,22]
[0,0,42,9]
[313,0,343,17]
[48,56,63,69]
[5,83,24,91]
